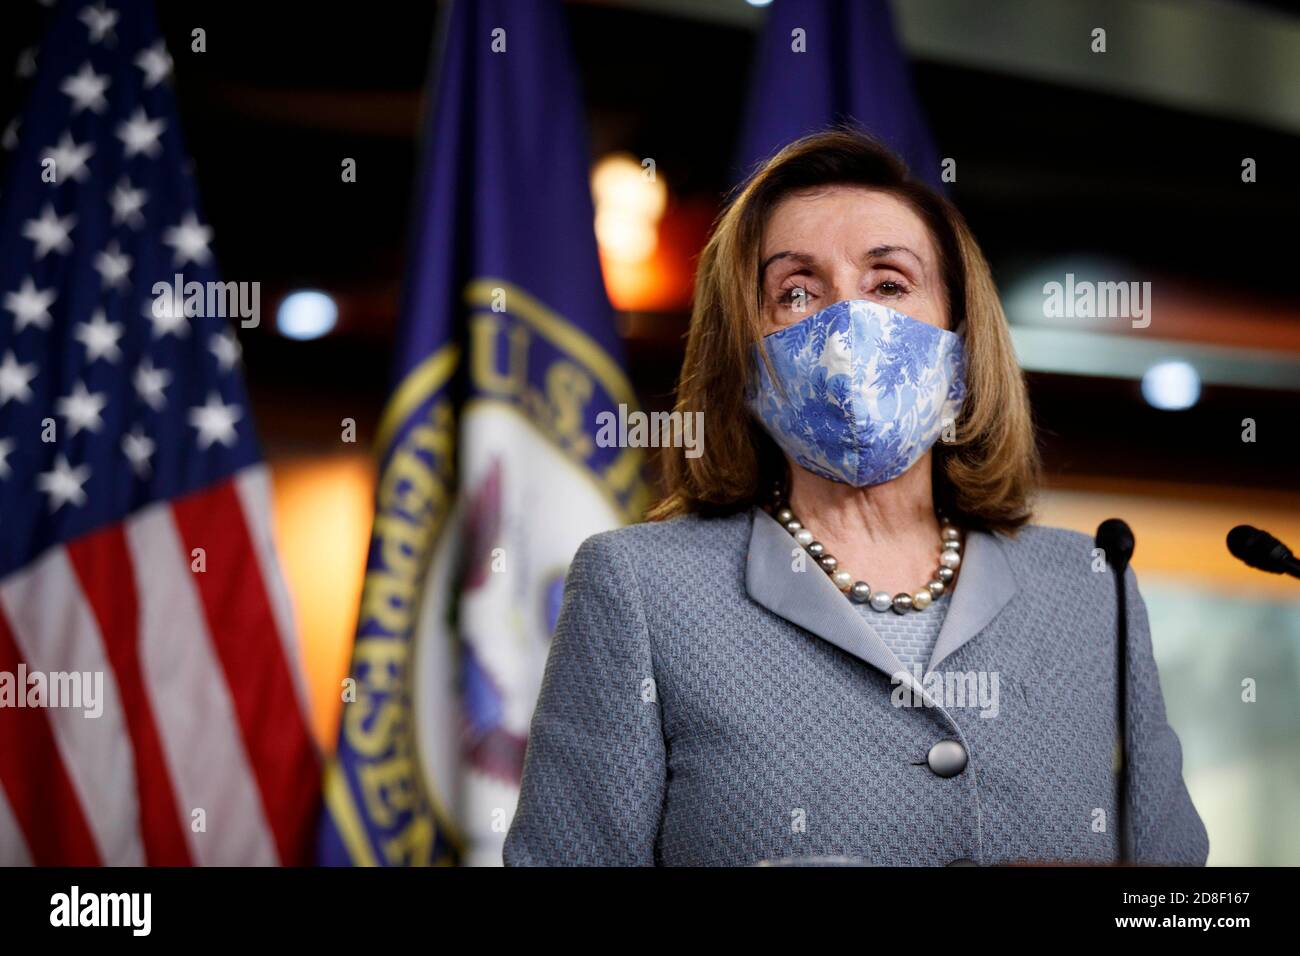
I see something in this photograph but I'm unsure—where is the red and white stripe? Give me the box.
[0,465,319,865]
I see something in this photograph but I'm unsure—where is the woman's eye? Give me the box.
[875,280,908,297]
[778,286,809,308]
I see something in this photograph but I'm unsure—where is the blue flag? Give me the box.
[318,0,646,866]
[734,0,942,187]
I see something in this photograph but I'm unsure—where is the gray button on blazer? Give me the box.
[504,508,1209,866]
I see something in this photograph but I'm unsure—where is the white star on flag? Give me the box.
[93,239,132,290]
[2,118,19,152]
[22,203,76,259]
[116,107,165,159]
[4,277,57,331]
[43,132,95,183]
[79,2,120,45]
[60,62,111,114]
[121,426,155,477]
[0,438,14,480]
[144,289,189,339]
[162,212,213,267]
[109,177,148,227]
[135,40,173,88]
[210,330,242,372]
[73,309,124,364]
[188,392,242,449]
[55,381,108,437]
[133,357,171,410]
[36,454,91,511]
[0,351,38,406]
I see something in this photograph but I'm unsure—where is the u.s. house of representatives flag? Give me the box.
[0,0,319,864]
[734,0,942,190]
[318,0,646,867]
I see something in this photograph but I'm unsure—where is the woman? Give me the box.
[504,130,1208,867]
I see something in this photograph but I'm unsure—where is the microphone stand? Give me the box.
[1096,519,1134,865]
[1112,554,1130,865]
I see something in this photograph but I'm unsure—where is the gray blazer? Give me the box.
[504,508,1209,866]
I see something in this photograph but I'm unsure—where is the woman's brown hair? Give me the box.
[648,128,1040,533]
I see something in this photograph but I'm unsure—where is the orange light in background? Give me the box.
[592,152,672,311]
[1039,477,1300,598]
[268,453,375,753]
[594,199,715,314]
[592,153,667,261]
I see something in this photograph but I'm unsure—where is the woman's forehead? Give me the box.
[761,186,933,260]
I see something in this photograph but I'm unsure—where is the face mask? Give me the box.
[747,298,966,487]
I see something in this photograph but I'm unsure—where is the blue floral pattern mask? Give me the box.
[747,299,966,487]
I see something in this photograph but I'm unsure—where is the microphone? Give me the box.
[1096,519,1135,574]
[1094,518,1134,865]
[1227,525,1300,579]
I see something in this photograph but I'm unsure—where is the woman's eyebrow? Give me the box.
[865,244,923,267]
[759,250,815,279]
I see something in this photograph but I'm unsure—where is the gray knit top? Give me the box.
[855,590,952,674]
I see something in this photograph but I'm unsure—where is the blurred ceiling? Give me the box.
[622,0,1300,134]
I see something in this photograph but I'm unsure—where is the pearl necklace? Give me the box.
[770,497,962,614]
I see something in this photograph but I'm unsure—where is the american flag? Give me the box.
[0,0,319,864]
